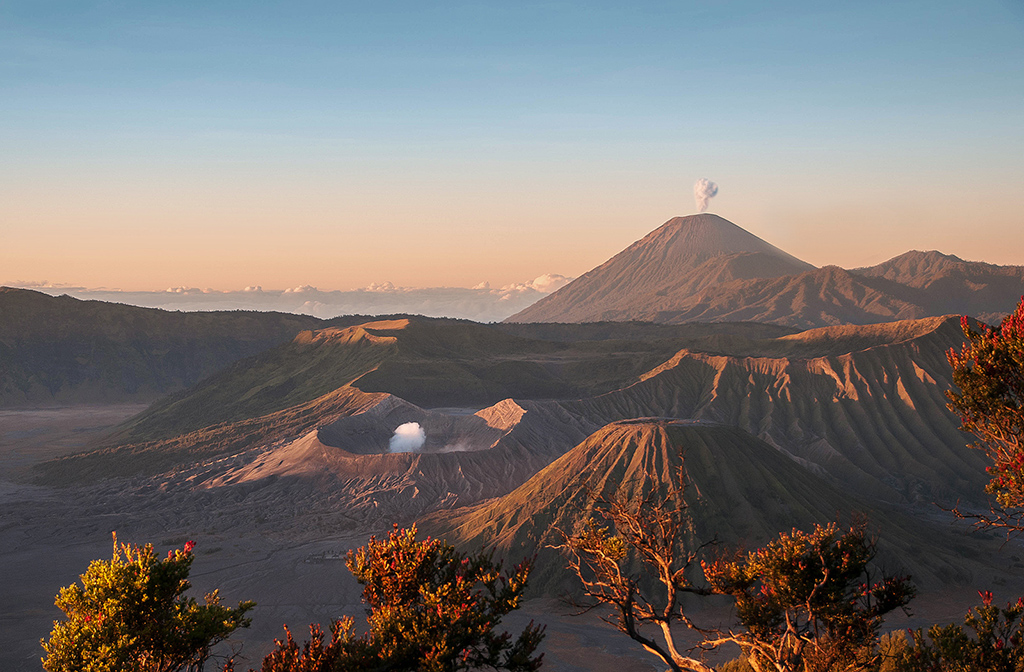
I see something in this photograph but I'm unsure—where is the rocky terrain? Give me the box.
[43,314,986,511]
[423,419,1004,596]
[5,215,1024,670]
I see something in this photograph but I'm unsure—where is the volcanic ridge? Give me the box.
[508,214,1024,327]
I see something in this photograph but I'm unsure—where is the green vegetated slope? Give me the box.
[0,287,324,406]
[423,419,995,596]
[561,315,987,505]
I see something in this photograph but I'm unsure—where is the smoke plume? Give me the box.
[389,422,426,453]
[693,178,719,212]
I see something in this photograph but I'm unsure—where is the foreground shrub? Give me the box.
[704,521,915,672]
[716,657,754,671]
[558,454,914,672]
[259,525,544,672]
[557,475,716,672]
[42,534,254,672]
[893,591,1024,672]
[947,298,1024,534]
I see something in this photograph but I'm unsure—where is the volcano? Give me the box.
[507,215,1024,328]
[508,214,815,323]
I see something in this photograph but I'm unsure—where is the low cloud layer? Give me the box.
[6,274,574,322]
[389,422,426,453]
[503,273,572,294]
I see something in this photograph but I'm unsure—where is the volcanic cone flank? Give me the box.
[422,419,983,595]
[508,214,814,323]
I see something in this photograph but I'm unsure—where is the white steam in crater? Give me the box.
[389,422,426,453]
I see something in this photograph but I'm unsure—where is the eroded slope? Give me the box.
[424,420,989,595]
[562,315,985,503]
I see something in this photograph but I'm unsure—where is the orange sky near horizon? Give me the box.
[4,166,1023,292]
[3,2,1022,293]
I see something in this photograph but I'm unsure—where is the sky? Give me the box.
[2,0,1023,293]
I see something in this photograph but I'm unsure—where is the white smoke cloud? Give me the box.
[243,285,263,293]
[438,441,473,453]
[694,178,719,212]
[389,422,426,453]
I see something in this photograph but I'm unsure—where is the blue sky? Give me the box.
[2,1,1022,290]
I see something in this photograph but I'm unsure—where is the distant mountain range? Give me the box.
[7,215,1021,408]
[507,214,1024,327]
[11,278,565,322]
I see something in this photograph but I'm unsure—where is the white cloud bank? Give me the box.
[5,273,574,323]
[498,273,572,295]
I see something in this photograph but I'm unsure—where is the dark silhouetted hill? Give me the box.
[0,287,323,407]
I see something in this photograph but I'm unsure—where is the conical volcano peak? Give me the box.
[507,214,815,323]
[634,213,812,267]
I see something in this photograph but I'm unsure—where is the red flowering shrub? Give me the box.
[947,297,1024,532]
[259,525,544,672]
[703,521,915,672]
[895,593,1024,671]
[42,534,253,672]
